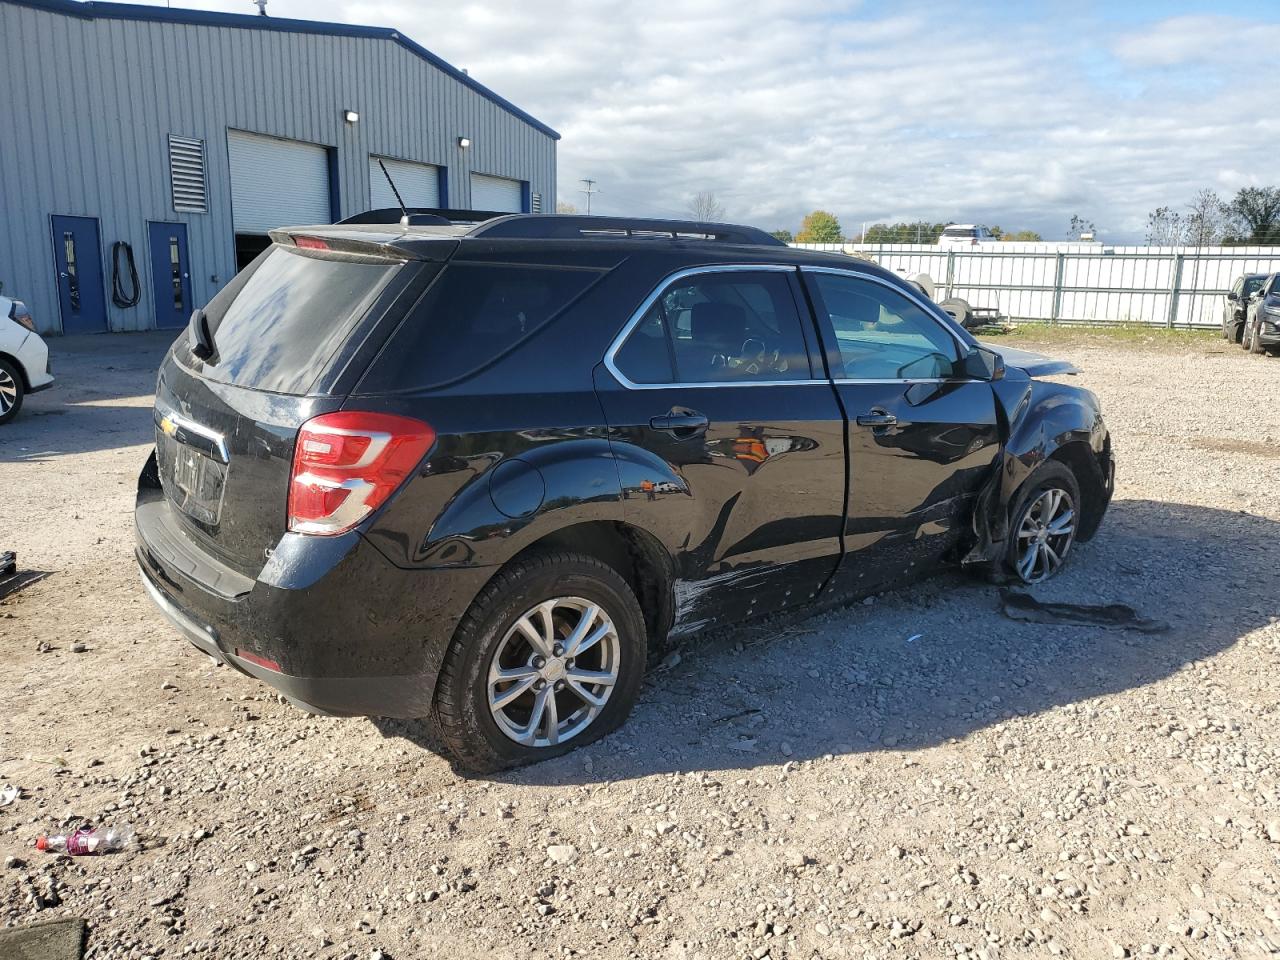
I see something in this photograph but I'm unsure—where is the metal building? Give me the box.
[0,0,559,335]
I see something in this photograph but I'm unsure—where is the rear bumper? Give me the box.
[136,478,494,718]
[137,564,429,716]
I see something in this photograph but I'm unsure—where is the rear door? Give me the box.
[594,265,847,638]
[801,266,1001,594]
[152,240,428,575]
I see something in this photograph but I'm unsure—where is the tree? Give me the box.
[858,220,945,243]
[1229,186,1280,244]
[795,210,843,243]
[1184,189,1229,245]
[1068,215,1096,240]
[689,191,725,222]
[555,201,579,214]
[1145,206,1185,245]
[770,229,794,243]
[1000,230,1043,242]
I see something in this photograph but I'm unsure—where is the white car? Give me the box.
[0,292,54,424]
[937,224,998,248]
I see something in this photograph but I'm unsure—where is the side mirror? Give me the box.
[961,346,1005,382]
[1227,291,1239,302]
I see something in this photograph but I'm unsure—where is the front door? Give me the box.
[801,267,1001,594]
[148,222,193,329]
[595,265,848,638]
[50,215,107,334]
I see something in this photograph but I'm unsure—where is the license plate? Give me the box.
[157,428,227,525]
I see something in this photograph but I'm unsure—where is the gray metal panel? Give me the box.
[470,173,523,213]
[370,156,441,209]
[0,1,557,334]
[227,130,330,233]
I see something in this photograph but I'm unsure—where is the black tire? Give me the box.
[0,358,24,425]
[1251,324,1266,355]
[1004,461,1081,585]
[939,297,974,328]
[1242,323,1255,352]
[433,551,647,773]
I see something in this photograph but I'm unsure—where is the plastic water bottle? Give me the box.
[35,824,135,855]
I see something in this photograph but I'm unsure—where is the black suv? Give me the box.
[136,213,1114,771]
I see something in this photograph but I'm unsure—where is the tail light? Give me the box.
[288,412,436,535]
[293,235,331,251]
[8,300,35,332]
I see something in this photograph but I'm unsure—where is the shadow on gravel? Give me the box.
[379,498,1280,784]
[0,332,172,460]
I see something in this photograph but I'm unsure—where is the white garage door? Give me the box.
[370,157,441,210]
[470,173,523,213]
[227,130,331,233]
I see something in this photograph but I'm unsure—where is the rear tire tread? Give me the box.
[433,550,645,773]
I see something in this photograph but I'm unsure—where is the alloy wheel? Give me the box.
[0,368,16,415]
[487,597,620,747]
[1014,487,1076,583]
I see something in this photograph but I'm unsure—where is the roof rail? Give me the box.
[337,207,510,226]
[468,215,786,246]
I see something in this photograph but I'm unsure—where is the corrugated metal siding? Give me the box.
[0,2,558,334]
[369,156,441,209]
[228,130,330,232]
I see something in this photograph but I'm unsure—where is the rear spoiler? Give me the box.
[337,207,511,226]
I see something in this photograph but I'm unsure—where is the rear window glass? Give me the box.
[359,262,603,390]
[942,227,977,238]
[192,246,398,394]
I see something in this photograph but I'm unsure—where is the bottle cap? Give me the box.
[35,837,48,851]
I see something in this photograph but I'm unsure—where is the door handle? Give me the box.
[649,409,709,437]
[856,410,898,428]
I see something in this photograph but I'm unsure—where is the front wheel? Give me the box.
[433,551,647,772]
[1004,461,1081,584]
[0,359,24,425]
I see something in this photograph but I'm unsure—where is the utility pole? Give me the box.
[579,179,598,215]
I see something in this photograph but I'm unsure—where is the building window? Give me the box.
[168,135,207,213]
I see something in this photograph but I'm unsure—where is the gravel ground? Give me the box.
[1,330,1279,960]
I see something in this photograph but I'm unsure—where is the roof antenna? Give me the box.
[253,0,267,14]
[377,159,410,227]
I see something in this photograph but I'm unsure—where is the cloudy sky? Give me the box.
[135,0,1280,241]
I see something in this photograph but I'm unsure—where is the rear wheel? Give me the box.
[434,551,647,772]
[0,359,24,425]
[1004,461,1080,584]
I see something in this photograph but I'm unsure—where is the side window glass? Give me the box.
[613,271,813,385]
[811,273,960,380]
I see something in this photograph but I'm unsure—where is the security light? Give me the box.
[457,137,472,149]
[343,109,359,124]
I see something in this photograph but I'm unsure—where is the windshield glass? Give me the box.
[942,228,977,238]
[1245,276,1266,296]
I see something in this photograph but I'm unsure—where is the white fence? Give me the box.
[791,242,1280,328]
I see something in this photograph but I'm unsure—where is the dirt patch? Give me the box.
[2,332,1279,959]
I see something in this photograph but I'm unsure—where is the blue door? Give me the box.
[51,215,107,334]
[148,222,193,329]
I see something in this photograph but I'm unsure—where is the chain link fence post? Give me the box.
[1050,252,1065,324]
[1166,253,1184,329]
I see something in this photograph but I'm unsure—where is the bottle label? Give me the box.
[66,828,100,855]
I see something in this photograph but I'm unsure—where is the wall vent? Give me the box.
[531,192,543,213]
[168,135,207,213]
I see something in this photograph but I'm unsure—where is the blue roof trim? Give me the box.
[7,0,561,140]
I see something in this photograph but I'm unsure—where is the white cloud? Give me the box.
[135,0,1280,240]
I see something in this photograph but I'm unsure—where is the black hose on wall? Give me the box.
[111,241,140,308]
